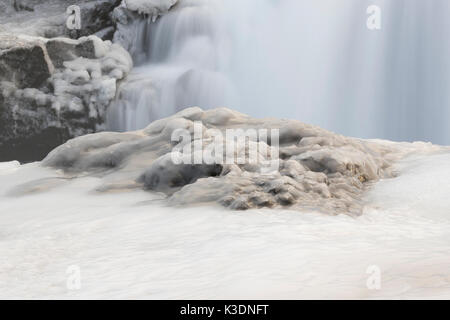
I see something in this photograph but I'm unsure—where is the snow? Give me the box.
[0,161,21,175]
[365,152,450,221]
[0,148,449,299]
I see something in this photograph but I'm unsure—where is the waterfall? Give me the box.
[107,0,450,145]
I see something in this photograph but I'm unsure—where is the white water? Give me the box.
[107,0,450,145]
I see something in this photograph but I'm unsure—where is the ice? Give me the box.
[0,150,449,299]
[42,107,435,215]
[0,33,133,162]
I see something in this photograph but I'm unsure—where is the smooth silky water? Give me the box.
[107,0,450,144]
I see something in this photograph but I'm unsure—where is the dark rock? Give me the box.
[45,40,77,69]
[0,127,71,163]
[140,157,223,192]
[0,44,51,89]
[75,39,96,59]
[0,34,132,163]
[46,38,96,68]
[0,89,99,163]
[77,0,122,40]
[13,0,35,12]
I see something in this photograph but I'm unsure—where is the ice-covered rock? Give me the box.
[41,107,437,215]
[112,0,178,62]
[0,0,122,40]
[0,33,132,162]
[123,0,178,18]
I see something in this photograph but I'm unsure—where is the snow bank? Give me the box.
[0,161,21,175]
[365,152,450,221]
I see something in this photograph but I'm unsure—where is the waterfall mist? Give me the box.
[107,0,450,145]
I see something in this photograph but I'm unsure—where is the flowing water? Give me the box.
[107,0,450,145]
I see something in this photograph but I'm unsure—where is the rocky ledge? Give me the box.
[0,33,132,162]
[0,0,179,162]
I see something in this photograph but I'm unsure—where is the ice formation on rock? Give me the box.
[0,0,182,162]
[41,107,436,215]
[123,0,178,18]
[112,0,178,62]
[0,0,121,39]
[0,33,132,161]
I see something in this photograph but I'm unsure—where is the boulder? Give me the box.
[0,42,52,89]
[46,38,97,68]
[0,34,132,162]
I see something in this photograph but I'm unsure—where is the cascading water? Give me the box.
[107,0,450,145]
[107,0,236,131]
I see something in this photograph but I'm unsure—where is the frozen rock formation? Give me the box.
[0,0,178,44]
[0,0,179,162]
[0,33,132,162]
[0,0,122,40]
[112,0,178,62]
[41,107,436,215]
[124,0,178,17]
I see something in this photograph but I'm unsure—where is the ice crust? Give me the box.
[41,107,444,215]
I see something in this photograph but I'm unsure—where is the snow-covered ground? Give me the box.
[0,150,449,299]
